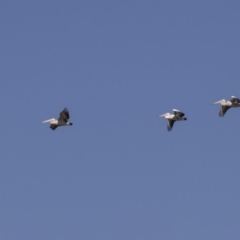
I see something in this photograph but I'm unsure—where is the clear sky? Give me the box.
[1,0,240,239]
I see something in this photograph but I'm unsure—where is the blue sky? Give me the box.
[1,0,240,239]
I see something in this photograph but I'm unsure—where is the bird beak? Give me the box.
[42,119,52,123]
[212,100,223,105]
[159,113,168,117]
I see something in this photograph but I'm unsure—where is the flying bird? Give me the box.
[42,108,73,130]
[159,109,187,131]
[212,96,240,117]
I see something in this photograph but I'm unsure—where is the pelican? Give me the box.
[42,108,73,130]
[212,96,240,117]
[159,109,187,131]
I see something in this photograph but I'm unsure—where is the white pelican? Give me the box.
[212,96,240,117]
[42,108,73,130]
[159,109,187,131]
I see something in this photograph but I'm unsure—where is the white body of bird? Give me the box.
[42,118,71,126]
[213,99,233,107]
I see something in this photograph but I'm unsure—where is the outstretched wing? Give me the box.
[59,108,70,122]
[219,106,230,117]
[167,119,175,131]
[173,109,185,117]
[50,124,58,130]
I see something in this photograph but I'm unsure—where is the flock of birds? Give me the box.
[42,96,240,132]
[158,95,240,131]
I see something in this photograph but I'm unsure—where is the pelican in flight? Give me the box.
[159,109,187,131]
[42,108,73,130]
[212,96,240,117]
